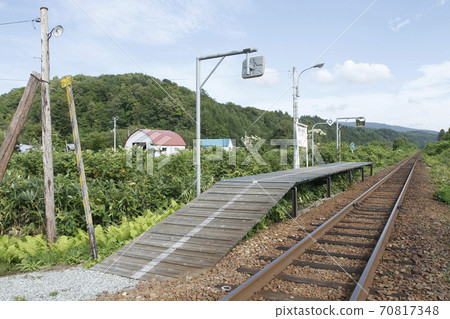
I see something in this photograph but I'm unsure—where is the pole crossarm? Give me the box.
[198,48,257,61]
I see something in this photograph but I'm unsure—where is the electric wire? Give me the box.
[71,0,196,124]
[251,0,380,125]
[0,19,36,26]
[168,69,290,82]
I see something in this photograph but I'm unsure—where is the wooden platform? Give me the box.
[92,162,372,281]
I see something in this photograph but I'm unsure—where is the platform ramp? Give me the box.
[92,162,371,281]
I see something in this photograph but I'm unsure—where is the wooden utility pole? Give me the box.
[40,7,56,243]
[62,76,98,259]
[0,72,41,184]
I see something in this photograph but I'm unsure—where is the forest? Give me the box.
[0,73,437,150]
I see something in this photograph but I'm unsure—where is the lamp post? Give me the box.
[196,48,264,196]
[311,121,327,166]
[40,7,63,244]
[293,63,324,169]
[311,118,334,166]
[335,116,366,161]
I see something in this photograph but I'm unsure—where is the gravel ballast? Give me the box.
[0,266,137,301]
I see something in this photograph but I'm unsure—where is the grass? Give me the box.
[0,263,9,276]
[13,296,27,301]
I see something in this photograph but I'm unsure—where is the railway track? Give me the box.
[222,156,418,301]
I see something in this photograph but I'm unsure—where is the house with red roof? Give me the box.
[124,129,186,157]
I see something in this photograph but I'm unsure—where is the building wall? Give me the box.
[124,131,152,149]
[125,131,185,156]
[152,145,185,157]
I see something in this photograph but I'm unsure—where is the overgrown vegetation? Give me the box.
[0,138,416,275]
[422,128,450,204]
[0,202,180,275]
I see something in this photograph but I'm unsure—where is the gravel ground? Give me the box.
[0,265,137,301]
[370,161,449,300]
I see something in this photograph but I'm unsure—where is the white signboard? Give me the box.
[297,125,308,148]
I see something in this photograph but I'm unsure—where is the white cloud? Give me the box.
[302,61,450,131]
[389,17,411,32]
[437,0,448,6]
[312,69,336,84]
[313,60,393,84]
[336,60,393,83]
[400,61,450,100]
[74,0,246,45]
[251,68,281,86]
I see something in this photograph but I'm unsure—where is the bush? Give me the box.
[422,137,450,204]
[0,201,180,274]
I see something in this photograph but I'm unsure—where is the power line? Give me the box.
[0,18,39,26]
[251,0,380,125]
[71,0,196,124]
[0,78,28,82]
[168,70,290,82]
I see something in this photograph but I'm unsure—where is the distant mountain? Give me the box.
[342,121,439,134]
[338,121,438,149]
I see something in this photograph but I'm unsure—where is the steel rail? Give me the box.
[222,156,416,301]
[350,157,418,300]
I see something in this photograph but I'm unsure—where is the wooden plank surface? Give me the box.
[92,161,372,280]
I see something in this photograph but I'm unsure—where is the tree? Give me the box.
[393,137,413,151]
[438,129,445,141]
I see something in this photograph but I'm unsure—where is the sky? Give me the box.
[0,0,449,132]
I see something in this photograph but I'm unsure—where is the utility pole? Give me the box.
[292,67,299,169]
[0,72,41,184]
[112,116,118,152]
[40,7,56,244]
[62,76,98,259]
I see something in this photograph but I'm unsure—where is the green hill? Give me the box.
[0,73,438,150]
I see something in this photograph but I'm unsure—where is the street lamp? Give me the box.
[335,116,366,161]
[311,118,334,166]
[196,48,265,196]
[293,63,324,169]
